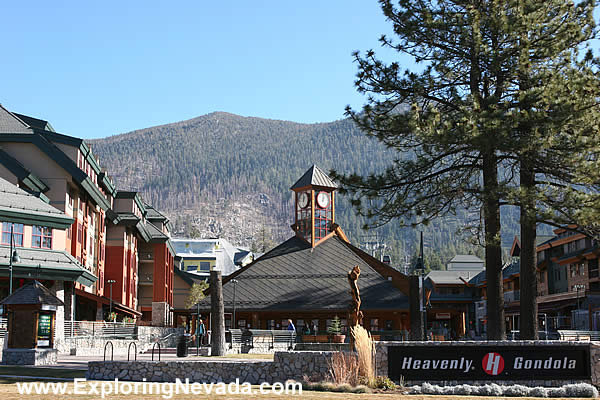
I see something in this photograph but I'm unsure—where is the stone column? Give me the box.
[63,282,74,321]
[49,281,65,343]
[152,302,169,326]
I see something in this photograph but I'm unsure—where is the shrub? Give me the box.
[327,351,359,386]
[327,316,342,335]
[372,376,397,390]
[351,325,375,384]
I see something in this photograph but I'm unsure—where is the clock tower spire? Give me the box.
[290,165,338,247]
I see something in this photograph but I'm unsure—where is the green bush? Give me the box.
[372,376,397,390]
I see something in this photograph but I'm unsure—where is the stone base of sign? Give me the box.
[2,348,58,365]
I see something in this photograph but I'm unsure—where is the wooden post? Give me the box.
[210,270,226,356]
[347,265,363,350]
[409,275,424,340]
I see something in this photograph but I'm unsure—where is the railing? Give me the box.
[65,320,137,339]
[503,290,520,303]
[0,317,6,338]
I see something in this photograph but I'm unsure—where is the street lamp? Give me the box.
[107,279,116,319]
[8,224,21,295]
[231,279,238,329]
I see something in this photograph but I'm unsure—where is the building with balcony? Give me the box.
[0,105,174,326]
[0,176,96,340]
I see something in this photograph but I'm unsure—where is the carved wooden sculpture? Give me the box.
[348,265,363,349]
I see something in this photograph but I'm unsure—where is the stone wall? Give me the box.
[88,340,600,387]
[88,351,334,384]
[375,340,598,387]
[2,348,58,365]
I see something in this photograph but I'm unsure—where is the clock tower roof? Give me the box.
[290,165,338,191]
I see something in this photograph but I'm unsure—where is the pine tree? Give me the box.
[506,0,600,339]
[333,0,526,339]
[333,0,600,340]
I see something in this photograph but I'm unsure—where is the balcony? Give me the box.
[504,290,520,303]
[138,273,153,285]
[139,251,154,262]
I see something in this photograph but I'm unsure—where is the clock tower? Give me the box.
[291,165,338,247]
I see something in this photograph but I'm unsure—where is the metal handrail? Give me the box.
[104,341,114,361]
[127,342,137,361]
[152,342,161,361]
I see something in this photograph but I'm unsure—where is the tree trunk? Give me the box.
[519,152,538,339]
[483,151,505,340]
[210,270,226,356]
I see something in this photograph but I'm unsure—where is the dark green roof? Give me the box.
[0,176,73,229]
[0,245,96,286]
[0,132,111,210]
[12,113,55,132]
[0,147,49,194]
[290,165,338,190]
[143,202,168,222]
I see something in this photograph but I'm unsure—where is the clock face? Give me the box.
[298,192,309,209]
[316,191,330,208]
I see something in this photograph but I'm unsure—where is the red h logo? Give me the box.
[482,352,504,375]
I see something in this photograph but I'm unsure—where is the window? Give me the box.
[1,223,23,246]
[370,318,379,331]
[77,223,83,243]
[199,262,211,271]
[187,265,198,272]
[32,226,52,249]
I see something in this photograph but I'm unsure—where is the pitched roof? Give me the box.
[195,235,409,312]
[426,270,480,285]
[0,245,97,286]
[0,280,64,306]
[143,202,168,222]
[0,105,31,134]
[290,165,338,190]
[448,255,484,264]
[0,147,49,193]
[12,113,55,132]
[174,267,208,286]
[0,176,73,229]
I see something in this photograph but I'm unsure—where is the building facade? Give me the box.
[0,105,174,325]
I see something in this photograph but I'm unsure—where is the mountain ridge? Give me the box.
[88,111,524,270]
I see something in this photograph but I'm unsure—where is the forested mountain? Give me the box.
[89,111,537,270]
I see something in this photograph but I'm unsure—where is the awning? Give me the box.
[0,245,96,286]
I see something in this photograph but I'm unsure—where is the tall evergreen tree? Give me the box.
[334,0,599,339]
[508,0,599,339]
[332,0,533,339]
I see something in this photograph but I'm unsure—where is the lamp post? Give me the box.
[107,279,116,320]
[231,279,238,329]
[8,224,21,295]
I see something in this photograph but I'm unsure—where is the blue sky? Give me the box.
[2,2,598,140]
[1,1,400,139]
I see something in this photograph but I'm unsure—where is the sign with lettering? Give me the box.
[37,313,52,347]
[388,345,590,381]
